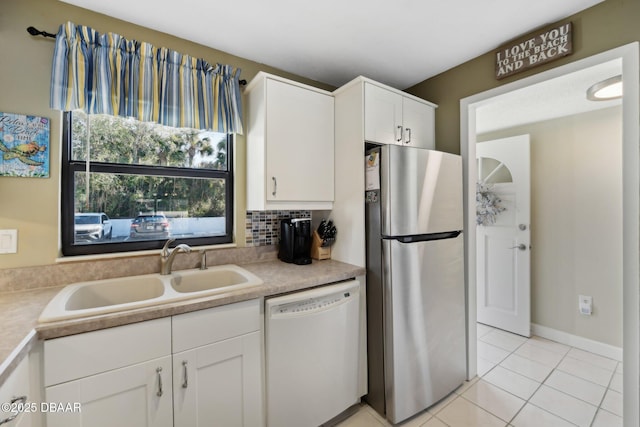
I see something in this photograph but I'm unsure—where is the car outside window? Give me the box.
[74,213,112,243]
[61,111,234,256]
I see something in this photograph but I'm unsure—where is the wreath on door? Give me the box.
[476,182,506,226]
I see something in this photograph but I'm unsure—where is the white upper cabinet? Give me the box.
[246,72,334,210]
[401,96,435,148]
[364,82,435,149]
[364,83,403,144]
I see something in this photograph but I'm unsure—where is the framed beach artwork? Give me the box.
[0,112,50,178]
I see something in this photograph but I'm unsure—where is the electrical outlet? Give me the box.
[0,229,18,254]
[579,295,593,316]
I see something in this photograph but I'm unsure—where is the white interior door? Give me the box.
[476,135,531,336]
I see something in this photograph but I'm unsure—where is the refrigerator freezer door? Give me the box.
[381,145,463,236]
[383,234,466,424]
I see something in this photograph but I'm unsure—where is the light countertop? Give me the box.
[0,258,364,385]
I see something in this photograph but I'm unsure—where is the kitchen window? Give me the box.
[61,110,234,256]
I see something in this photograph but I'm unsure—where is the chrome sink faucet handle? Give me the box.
[160,239,192,275]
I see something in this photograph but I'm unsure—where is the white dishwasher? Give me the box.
[265,279,362,427]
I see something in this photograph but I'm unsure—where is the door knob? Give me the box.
[519,224,527,231]
[510,244,527,250]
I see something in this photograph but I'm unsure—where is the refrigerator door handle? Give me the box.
[383,231,462,243]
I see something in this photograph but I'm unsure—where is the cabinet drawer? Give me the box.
[44,317,171,387]
[172,299,261,353]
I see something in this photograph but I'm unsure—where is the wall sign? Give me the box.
[0,112,50,178]
[495,22,573,80]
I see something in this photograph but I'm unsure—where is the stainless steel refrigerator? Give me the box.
[364,144,466,424]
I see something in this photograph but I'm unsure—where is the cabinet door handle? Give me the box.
[0,396,27,425]
[396,125,403,142]
[182,360,188,388]
[405,128,412,144]
[156,367,163,397]
[272,176,277,197]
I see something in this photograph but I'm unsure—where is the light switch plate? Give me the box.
[0,229,18,254]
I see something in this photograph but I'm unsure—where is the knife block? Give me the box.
[311,230,331,260]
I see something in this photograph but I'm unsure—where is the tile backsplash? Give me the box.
[245,210,311,247]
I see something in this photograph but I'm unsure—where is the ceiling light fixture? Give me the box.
[586,75,623,101]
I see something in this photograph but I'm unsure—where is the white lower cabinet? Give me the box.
[46,356,173,427]
[172,332,262,427]
[43,299,264,427]
[172,299,263,427]
[0,352,32,426]
[44,318,172,427]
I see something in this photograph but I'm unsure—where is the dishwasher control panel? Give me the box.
[266,280,360,318]
[274,290,352,314]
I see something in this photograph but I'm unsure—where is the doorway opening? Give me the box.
[461,43,639,425]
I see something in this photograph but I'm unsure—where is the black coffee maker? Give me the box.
[278,218,312,265]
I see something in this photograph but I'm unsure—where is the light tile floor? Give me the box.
[336,323,622,427]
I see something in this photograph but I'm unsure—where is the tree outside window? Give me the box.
[61,111,233,256]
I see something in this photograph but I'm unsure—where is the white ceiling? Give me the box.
[476,59,622,134]
[60,0,604,90]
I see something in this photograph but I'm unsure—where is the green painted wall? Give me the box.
[407,0,639,155]
[0,0,332,269]
[403,0,637,349]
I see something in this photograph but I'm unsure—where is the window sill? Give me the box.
[55,243,238,264]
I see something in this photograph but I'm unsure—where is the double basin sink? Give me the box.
[39,265,263,323]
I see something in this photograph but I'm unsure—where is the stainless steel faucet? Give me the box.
[160,239,191,275]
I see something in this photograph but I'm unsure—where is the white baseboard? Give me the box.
[531,323,623,362]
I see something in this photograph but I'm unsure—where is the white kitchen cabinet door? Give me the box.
[364,83,403,145]
[45,356,172,427]
[401,96,435,149]
[246,72,334,210]
[173,332,263,427]
[364,82,436,149]
[265,78,334,204]
[0,354,32,427]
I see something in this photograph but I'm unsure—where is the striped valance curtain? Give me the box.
[50,22,243,134]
